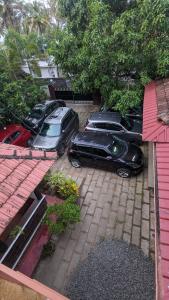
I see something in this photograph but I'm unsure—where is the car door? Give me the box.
[94,122,128,140]
[91,147,119,171]
[75,145,96,167]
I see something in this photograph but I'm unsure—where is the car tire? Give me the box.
[58,144,65,157]
[70,159,81,168]
[116,168,131,178]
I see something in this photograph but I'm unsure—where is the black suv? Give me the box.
[68,132,144,178]
[85,112,142,144]
[23,99,66,132]
[33,107,79,155]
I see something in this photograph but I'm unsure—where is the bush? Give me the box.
[44,172,80,235]
[41,240,56,259]
[44,199,80,234]
[45,172,79,200]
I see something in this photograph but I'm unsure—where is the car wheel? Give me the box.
[70,159,81,168]
[116,168,131,178]
[58,144,65,156]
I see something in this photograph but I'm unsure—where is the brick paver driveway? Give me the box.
[34,104,155,295]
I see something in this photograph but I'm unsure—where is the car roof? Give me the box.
[45,107,70,124]
[72,132,114,148]
[88,112,121,123]
[33,100,60,111]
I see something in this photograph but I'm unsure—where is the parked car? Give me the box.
[0,124,33,147]
[68,132,144,178]
[101,105,143,120]
[85,112,142,144]
[33,107,79,155]
[23,99,66,132]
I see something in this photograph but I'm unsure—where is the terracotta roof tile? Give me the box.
[156,79,169,125]
[0,143,56,236]
[143,82,169,142]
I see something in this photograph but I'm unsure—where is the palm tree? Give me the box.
[47,0,64,27]
[23,1,50,35]
[0,0,25,34]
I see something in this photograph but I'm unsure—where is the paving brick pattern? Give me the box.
[34,104,155,295]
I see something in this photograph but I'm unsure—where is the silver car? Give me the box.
[85,112,142,144]
[33,107,79,155]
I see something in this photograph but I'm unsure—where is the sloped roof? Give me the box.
[143,82,169,142]
[156,79,169,125]
[0,143,56,236]
[143,80,169,299]
[156,142,169,299]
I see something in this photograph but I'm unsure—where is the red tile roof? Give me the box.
[156,142,169,299]
[143,82,169,142]
[0,143,56,236]
[143,81,169,299]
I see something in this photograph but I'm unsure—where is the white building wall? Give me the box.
[21,60,60,79]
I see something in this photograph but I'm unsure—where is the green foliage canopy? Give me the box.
[49,0,169,112]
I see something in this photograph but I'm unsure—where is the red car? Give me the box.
[0,124,33,147]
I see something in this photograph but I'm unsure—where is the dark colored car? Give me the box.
[85,112,142,144]
[68,132,144,178]
[23,99,66,132]
[33,107,79,155]
[0,124,33,147]
[101,105,143,120]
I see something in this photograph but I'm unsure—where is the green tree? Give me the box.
[49,0,169,112]
[0,74,46,127]
[23,1,50,35]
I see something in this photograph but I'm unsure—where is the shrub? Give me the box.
[45,172,79,200]
[44,199,80,234]
[41,240,56,259]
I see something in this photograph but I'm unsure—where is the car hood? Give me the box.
[123,143,143,163]
[33,135,59,150]
[130,120,142,134]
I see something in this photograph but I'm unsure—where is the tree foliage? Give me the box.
[49,0,169,112]
[0,74,46,127]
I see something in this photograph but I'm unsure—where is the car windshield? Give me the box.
[108,137,125,157]
[40,123,61,137]
[121,117,132,131]
[30,109,43,119]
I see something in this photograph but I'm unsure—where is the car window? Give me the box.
[30,109,43,119]
[4,137,12,144]
[77,146,94,154]
[93,148,108,157]
[53,102,59,110]
[108,138,125,157]
[94,122,122,131]
[10,131,21,141]
[121,117,132,130]
[62,112,73,130]
[76,146,107,157]
[40,123,61,137]
[46,105,54,115]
